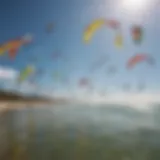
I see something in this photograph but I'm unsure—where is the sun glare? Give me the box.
[121,0,151,13]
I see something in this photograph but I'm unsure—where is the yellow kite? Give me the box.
[18,65,35,83]
[84,19,106,43]
[114,33,123,48]
[83,19,123,48]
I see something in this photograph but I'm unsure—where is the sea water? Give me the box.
[2,104,160,160]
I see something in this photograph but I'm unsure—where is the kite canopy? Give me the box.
[114,33,123,48]
[79,78,90,87]
[123,83,131,91]
[53,72,61,80]
[131,26,143,44]
[127,54,152,69]
[84,19,106,43]
[83,19,123,48]
[46,23,54,33]
[107,65,117,75]
[90,55,108,72]
[0,34,33,60]
[106,19,120,29]
[138,82,145,91]
[18,65,35,83]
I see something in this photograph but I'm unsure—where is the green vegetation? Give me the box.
[0,90,50,102]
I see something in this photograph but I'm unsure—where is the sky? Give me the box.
[0,0,160,105]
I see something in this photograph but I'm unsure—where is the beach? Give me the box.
[0,101,54,113]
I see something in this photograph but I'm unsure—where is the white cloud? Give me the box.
[0,76,39,96]
[0,66,41,95]
[0,66,18,80]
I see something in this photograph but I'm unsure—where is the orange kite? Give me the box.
[0,34,33,59]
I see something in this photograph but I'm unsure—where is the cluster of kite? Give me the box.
[83,19,143,47]
[0,34,36,85]
[80,18,154,92]
[0,22,62,86]
[83,19,152,70]
[0,19,154,94]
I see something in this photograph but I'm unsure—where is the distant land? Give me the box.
[0,90,70,111]
[0,90,51,102]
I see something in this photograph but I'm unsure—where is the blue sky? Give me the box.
[0,0,160,99]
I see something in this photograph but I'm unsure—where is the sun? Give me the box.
[121,0,151,13]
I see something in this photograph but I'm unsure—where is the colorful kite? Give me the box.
[114,32,123,48]
[127,54,152,69]
[90,55,108,72]
[46,23,54,33]
[138,82,145,91]
[100,90,107,97]
[123,83,131,91]
[0,34,33,59]
[53,71,61,80]
[52,52,62,61]
[84,19,105,43]
[131,26,143,44]
[107,65,117,75]
[106,19,120,29]
[18,65,35,83]
[79,78,90,87]
[36,69,44,76]
[83,19,123,48]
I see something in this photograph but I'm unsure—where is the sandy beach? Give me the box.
[0,101,54,113]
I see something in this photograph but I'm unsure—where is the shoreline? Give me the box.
[0,99,71,113]
[0,101,54,113]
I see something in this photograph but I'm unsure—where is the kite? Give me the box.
[52,72,69,86]
[107,65,117,75]
[131,26,143,44]
[127,54,153,69]
[90,55,108,72]
[138,83,145,91]
[53,72,61,80]
[123,83,131,91]
[36,69,44,76]
[84,19,105,43]
[46,23,54,33]
[28,78,37,88]
[79,78,90,87]
[114,32,123,48]
[0,34,33,59]
[25,68,43,86]
[83,19,123,47]
[106,19,120,29]
[18,65,35,83]
[100,90,107,97]
[31,69,44,80]
[52,52,62,61]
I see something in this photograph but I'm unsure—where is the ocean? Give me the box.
[1,104,160,159]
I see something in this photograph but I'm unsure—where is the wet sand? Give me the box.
[0,101,54,113]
